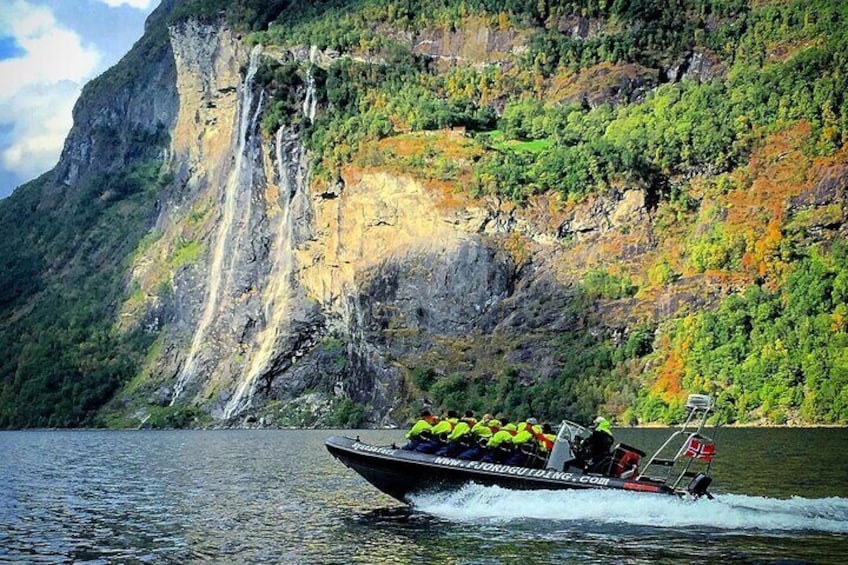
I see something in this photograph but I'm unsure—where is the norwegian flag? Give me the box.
[683,435,716,462]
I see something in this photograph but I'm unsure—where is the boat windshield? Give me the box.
[556,420,590,444]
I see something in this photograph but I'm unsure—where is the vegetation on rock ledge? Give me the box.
[1,0,846,428]
[248,0,848,425]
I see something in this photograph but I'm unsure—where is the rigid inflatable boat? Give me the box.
[326,394,716,503]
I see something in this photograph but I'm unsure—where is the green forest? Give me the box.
[0,164,167,427]
[249,0,848,425]
[0,0,846,427]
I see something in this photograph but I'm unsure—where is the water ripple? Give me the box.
[2,429,848,564]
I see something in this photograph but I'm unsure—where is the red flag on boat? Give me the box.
[683,435,716,462]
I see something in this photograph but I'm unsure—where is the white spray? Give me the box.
[410,484,848,534]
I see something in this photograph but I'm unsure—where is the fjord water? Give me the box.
[2,429,846,564]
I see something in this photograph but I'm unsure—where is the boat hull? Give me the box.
[325,436,677,503]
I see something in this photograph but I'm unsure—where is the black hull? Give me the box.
[325,436,677,503]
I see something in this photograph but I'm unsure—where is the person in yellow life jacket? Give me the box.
[483,421,517,463]
[401,409,439,451]
[579,416,614,472]
[537,422,556,453]
[469,414,495,440]
[437,410,477,457]
[486,416,502,433]
[458,413,496,460]
[511,418,538,444]
[504,418,541,466]
[417,410,458,454]
[430,410,459,439]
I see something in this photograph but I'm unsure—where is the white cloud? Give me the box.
[0,1,100,180]
[0,82,78,179]
[98,0,157,9]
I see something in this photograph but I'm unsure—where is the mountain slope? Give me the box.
[0,0,846,429]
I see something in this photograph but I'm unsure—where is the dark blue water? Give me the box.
[1,428,847,564]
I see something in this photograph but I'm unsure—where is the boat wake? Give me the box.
[409,484,848,534]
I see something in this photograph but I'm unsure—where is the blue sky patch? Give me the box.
[0,36,25,61]
[0,1,156,199]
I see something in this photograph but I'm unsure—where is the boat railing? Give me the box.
[637,394,715,488]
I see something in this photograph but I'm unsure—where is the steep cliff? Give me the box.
[1,0,847,429]
[97,8,573,428]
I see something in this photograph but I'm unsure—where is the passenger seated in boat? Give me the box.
[401,409,439,451]
[436,410,477,457]
[578,416,615,473]
[503,418,536,466]
[482,421,517,463]
[470,413,497,437]
[415,410,458,454]
[502,418,540,466]
[538,423,556,454]
[458,414,499,460]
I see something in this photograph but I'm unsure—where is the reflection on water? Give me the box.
[1,428,847,564]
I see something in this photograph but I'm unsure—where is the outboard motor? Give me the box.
[687,473,713,499]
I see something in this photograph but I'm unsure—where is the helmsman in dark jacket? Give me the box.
[579,416,614,473]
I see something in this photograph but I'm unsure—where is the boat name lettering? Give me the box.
[432,458,527,476]
[432,457,611,485]
[352,442,396,456]
[434,457,467,467]
[540,470,575,481]
[476,462,529,475]
[577,475,611,486]
[532,469,610,485]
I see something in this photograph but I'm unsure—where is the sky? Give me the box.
[0,0,159,199]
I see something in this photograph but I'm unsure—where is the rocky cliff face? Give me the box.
[96,15,819,427]
[53,9,177,200]
[94,13,596,427]
[7,2,845,429]
[119,22,325,422]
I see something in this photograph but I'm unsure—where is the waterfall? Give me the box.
[222,49,320,421]
[223,126,300,419]
[171,44,264,405]
[303,70,317,124]
[303,72,318,123]
[302,45,318,123]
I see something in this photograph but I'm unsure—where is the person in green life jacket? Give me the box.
[483,420,517,463]
[579,416,614,472]
[503,418,540,466]
[401,409,439,451]
[538,423,556,454]
[436,410,476,457]
[471,414,500,439]
[431,410,459,439]
[458,413,500,460]
[416,410,459,454]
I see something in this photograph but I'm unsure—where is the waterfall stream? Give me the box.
[303,45,318,123]
[223,127,301,419]
[222,50,320,420]
[303,71,317,124]
[171,44,264,405]
[172,43,318,418]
